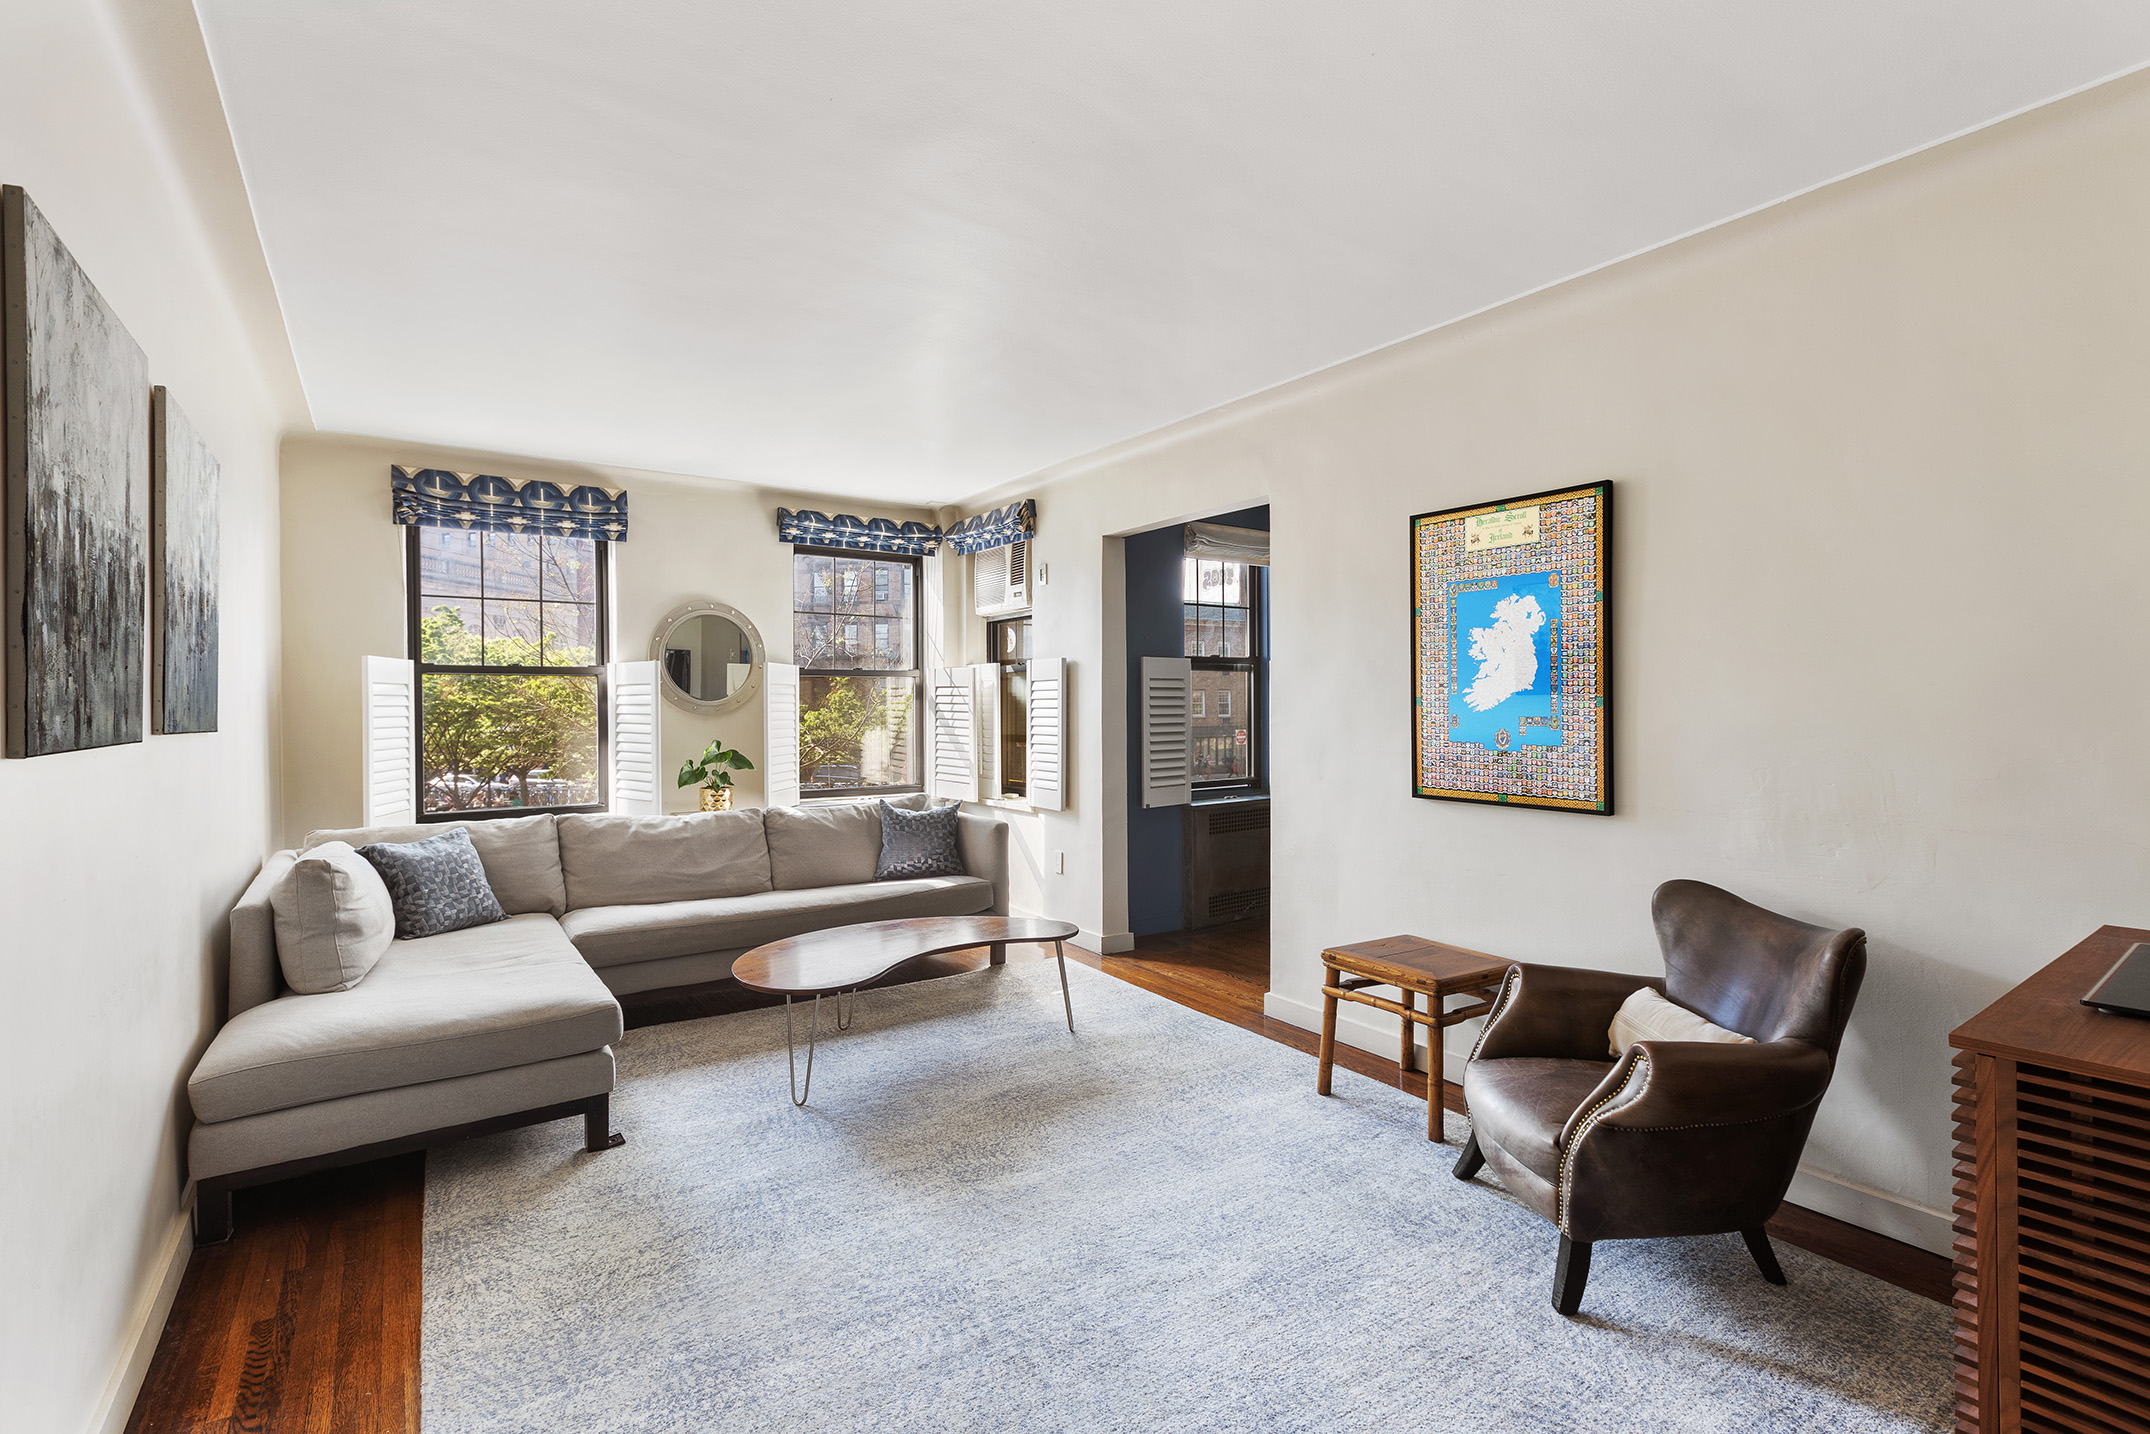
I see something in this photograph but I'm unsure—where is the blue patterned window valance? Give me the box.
[945,498,1035,555]
[392,465,629,541]
[777,507,942,556]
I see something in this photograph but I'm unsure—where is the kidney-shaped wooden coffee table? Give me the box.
[733,916,1080,1105]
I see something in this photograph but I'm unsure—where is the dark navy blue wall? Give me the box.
[1126,505,1269,937]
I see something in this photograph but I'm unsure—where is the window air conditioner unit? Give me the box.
[974,540,1030,617]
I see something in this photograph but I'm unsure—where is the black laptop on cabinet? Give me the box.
[2083,943,2150,1019]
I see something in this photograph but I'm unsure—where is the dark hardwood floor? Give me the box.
[125,1153,422,1434]
[125,919,1948,1432]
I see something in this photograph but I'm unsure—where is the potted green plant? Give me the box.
[677,737,756,811]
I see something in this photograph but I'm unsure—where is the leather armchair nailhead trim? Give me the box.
[1556,1052,1651,1233]
[1467,966,1523,1066]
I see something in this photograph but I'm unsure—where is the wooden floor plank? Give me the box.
[130,1156,425,1434]
[126,917,1945,1431]
[1767,1199,1952,1304]
[379,1153,425,1434]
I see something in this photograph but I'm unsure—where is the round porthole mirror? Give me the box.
[651,601,765,714]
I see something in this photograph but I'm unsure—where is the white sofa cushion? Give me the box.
[1608,985,1756,1056]
[270,841,395,994]
[190,1049,615,1183]
[556,809,772,908]
[305,812,567,917]
[765,801,885,889]
[189,913,622,1124]
[561,875,994,969]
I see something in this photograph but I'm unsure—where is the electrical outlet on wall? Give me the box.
[1038,561,1049,585]
[1053,852,1065,875]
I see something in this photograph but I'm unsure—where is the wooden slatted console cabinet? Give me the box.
[1951,924,2150,1434]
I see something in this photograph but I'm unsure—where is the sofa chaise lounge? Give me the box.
[187,797,1009,1241]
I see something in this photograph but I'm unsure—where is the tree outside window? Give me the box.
[792,549,920,793]
[410,527,608,815]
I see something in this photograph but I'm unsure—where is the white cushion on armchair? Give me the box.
[1608,986,1756,1056]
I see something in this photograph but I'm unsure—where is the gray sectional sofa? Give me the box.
[188,797,1008,1241]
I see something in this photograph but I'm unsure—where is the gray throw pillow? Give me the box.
[302,812,566,916]
[359,826,507,939]
[270,840,396,993]
[874,800,966,880]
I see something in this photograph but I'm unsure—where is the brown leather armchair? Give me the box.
[1454,879,1866,1315]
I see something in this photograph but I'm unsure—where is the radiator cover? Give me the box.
[1183,798,1270,930]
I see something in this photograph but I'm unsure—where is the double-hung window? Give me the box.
[988,616,1030,799]
[1183,556,1261,789]
[408,527,609,815]
[791,547,920,795]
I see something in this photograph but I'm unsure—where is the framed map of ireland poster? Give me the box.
[1410,482,1611,814]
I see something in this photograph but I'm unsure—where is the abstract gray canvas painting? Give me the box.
[3,186,149,757]
[151,386,219,733]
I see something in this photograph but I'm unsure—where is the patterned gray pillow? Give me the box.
[874,800,966,880]
[358,826,507,939]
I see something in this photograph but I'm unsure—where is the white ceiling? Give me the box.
[197,2,2150,507]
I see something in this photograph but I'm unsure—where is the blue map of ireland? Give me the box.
[1447,571,1562,752]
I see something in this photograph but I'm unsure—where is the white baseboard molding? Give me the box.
[1785,1168,1953,1256]
[1263,988,1954,1258]
[89,1203,193,1434]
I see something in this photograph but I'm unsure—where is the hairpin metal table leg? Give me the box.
[1055,941,1074,1033]
[836,986,855,1031]
[785,993,822,1106]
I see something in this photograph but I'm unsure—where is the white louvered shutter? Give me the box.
[763,662,801,809]
[973,663,999,798]
[1027,656,1066,812]
[608,660,661,814]
[930,667,981,802]
[1141,656,1193,809]
[362,655,416,825]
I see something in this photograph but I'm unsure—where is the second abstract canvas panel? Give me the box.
[152,386,219,734]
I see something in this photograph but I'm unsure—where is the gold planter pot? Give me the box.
[699,786,733,812]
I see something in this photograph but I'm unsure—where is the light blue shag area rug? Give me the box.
[423,961,1952,1433]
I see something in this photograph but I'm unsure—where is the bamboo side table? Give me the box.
[1318,936,1509,1141]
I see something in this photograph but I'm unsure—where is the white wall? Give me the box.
[961,71,2150,1250]
[0,1,305,1429]
[278,432,941,839]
